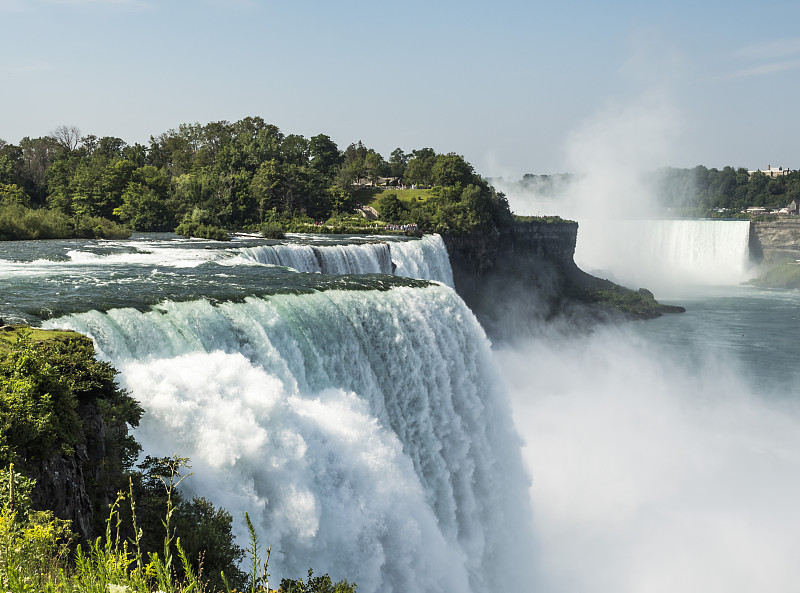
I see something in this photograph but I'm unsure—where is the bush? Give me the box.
[260,223,285,239]
[0,204,131,241]
[175,220,231,241]
[0,332,81,463]
[176,208,231,240]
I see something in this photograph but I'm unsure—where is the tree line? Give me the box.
[654,165,800,216]
[511,166,800,217]
[0,119,512,238]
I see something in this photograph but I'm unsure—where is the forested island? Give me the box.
[0,119,514,240]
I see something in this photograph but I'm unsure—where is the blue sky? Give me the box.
[1,0,798,178]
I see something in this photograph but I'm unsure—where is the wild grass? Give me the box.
[0,460,356,593]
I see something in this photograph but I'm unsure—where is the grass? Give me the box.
[353,188,433,208]
[0,458,356,592]
[0,325,86,355]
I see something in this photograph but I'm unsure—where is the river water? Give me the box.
[1,229,797,592]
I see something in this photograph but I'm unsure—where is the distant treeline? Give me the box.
[654,166,800,216]
[503,167,800,217]
[0,118,512,239]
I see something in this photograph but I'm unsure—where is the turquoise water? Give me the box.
[0,233,449,323]
[632,286,800,397]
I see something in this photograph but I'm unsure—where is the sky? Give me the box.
[1,0,799,179]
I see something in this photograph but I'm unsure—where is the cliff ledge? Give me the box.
[441,221,683,341]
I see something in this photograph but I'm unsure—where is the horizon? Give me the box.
[1,0,799,179]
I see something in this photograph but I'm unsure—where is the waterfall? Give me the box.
[237,242,393,275]
[574,219,754,289]
[389,234,455,287]
[44,285,532,593]
[236,235,454,286]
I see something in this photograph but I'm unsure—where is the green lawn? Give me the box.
[0,326,84,355]
[354,188,433,209]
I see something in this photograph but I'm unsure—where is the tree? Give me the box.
[377,193,409,223]
[389,147,407,178]
[17,136,62,206]
[282,134,310,167]
[431,153,475,187]
[404,148,437,186]
[309,134,343,179]
[113,182,173,231]
[0,183,31,207]
[49,125,81,152]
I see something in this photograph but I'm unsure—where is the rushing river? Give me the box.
[1,229,798,592]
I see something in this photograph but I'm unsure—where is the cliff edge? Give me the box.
[441,221,683,341]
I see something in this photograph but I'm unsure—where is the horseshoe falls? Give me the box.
[30,234,531,593]
[574,219,754,291]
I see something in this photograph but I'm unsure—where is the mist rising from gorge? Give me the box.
[501,319,800,593]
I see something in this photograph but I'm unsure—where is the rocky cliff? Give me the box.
[441,221,683,341]
[2,330,142,542]
[751,219,800,264]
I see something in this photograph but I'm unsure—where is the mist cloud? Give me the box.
[501,326,800,593]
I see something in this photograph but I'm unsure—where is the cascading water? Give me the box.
[44,285,533,593]
[389,234,455,287]
[237,242,393,275]
[574,219,754,290]
[236,234,455,286]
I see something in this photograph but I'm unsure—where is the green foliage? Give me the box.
[747,262,800,289]
[376,193,408,223]
[0,328,143,538]
[654,166,800,214]
[0,460,343,593]
[0,330,343,592]
[0,465,75,591]
[0,184,31,207]
[260,223,285,239]
[279,569,358,593]
[175,208,230,241]
[514,214,574,224]
[129,456,247,592]
[0,203,130,241]
[4,119,521,237]
[0,331,81,463]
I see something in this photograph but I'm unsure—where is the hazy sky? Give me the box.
[1,0,798,178]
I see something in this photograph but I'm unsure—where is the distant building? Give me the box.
[787,199,800,215]
[748,165,794,178]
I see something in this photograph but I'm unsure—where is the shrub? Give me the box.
[260,223,285,239]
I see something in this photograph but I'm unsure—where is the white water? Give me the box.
[45,286,532,593]
[503,296,800,593]
[237,235,454,286]
[574,219,754,291]
[236,242,393,275]
[389,235,455,287]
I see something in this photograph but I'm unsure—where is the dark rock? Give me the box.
[442,221,683,342]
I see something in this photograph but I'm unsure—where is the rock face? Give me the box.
[441,221,682,342]
[20,396,132,542]
[751,219,800,263]
[441,222,587,341]
[7,333,140,543]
